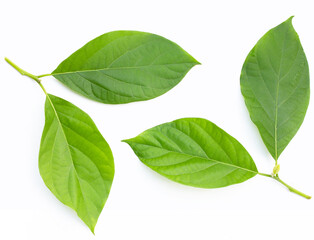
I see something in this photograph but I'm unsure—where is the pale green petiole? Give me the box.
[37,73,51,78]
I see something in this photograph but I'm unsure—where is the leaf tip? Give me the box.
[195,60,201,65]
[287,15,295,24]
[86,221,97,235]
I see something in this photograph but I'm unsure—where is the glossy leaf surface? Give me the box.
[123,118,258,188]
[240,17,310,160]
[39,94,114,233]
[52,31,199,104]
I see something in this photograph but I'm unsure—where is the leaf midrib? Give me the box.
[52,62,197,76]
[46,95,92,224]
[274,28,289,161]
[127,141,259,175]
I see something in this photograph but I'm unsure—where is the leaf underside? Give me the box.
[123,118,258,188]
[52,31,199,104]
[240,17,310,160]
[39,94,115,233]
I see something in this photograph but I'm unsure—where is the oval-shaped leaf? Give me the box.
[240,17,310,161]
[39,94,114,233]
[52,31,199,104]
[123,118,257,188]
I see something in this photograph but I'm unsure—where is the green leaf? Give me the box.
[52,31,199,104]
[240,17,310,161]
[39,94,114,233]
[123,118,258,188]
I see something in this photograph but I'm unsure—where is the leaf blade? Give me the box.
[123,118,257,188]
[39,94,114,233]
[240,17,310,160]
[52,31,199,104]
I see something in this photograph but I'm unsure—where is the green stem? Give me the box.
[273,176,311,199]
[259,172,311,199]
[5,58,41,84]
[5,58,48,95]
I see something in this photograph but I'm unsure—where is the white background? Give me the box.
[0,0,313,239]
